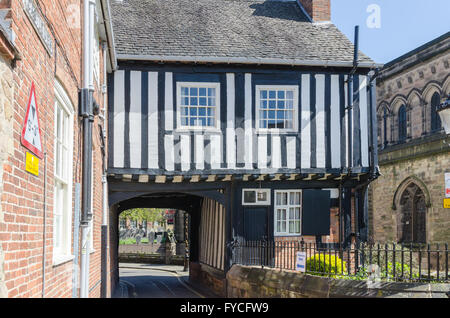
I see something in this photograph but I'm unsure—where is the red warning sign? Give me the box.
[21,83,44,159]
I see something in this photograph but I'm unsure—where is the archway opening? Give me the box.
[109,190,226,298]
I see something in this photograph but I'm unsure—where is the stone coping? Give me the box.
[226,265,450,298]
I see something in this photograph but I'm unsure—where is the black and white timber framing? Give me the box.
[107,0,380,274]
[108,64,374,179]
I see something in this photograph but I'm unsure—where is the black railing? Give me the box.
[231,240,449,283]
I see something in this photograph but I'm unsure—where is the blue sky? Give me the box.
[331,0,450,64]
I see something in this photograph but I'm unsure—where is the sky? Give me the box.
[331,0,450,64]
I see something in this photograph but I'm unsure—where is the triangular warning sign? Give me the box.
[21,83,44,159]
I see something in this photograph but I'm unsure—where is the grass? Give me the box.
[119,238,150,245]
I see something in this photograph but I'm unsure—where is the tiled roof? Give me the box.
[110,0,374,65]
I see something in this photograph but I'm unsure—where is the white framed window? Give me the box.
[274,190,302,236]
[176,82,221,130]
[53,81,75,264]
[242,189,271,206]
[256,85,299,133]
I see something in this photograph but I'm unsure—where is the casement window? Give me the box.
[274,190,302,236]
[256,85,299,132]
[177,82,220,130]
[53,81,74,264]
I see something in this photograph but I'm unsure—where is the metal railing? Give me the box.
[231,240,449,283]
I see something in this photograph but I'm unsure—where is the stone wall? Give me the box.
[370,138,450,243]
[371,34,450,245]
[226,265,449,298]
[0,53,14,298]
[189,262,226,297]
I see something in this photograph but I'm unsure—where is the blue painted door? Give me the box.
[244,207,268,241]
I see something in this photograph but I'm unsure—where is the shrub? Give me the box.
[306,254,347,276]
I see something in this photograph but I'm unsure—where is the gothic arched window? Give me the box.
[398,183,427,244]
[398,105,407,142]
[383,107,388,147]
[430,92,442,132]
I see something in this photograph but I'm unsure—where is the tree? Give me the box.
[119,208,166,227]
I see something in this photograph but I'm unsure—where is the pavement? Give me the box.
[114,263,219,298]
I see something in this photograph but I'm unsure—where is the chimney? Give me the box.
[297,0,331,22]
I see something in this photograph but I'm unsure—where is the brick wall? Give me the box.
[0,0,109,298]
[298,0,331,22]
[0,52,14,298]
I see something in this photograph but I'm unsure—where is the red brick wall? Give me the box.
[0,0,109,298]
[298,0,331,22]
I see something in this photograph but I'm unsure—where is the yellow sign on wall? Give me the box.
[25,152,39,176]
[444,198,450,209]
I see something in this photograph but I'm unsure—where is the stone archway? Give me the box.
[397,182,427,244]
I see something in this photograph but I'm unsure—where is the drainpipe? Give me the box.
[343,26,359,248]
[347,25,359,174]
[80,0,95,298]
[100,41,109,298]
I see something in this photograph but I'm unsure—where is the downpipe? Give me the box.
[100,40,109,298]
[79,0,96,298]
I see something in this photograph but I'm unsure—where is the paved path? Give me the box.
[115,263,212,298]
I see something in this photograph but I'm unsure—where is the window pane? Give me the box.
[199,87,207,96]
[269,91,276,99]
[199,97,207,106]
[56,143,61,177]
[199,108,206,116]
[278,91,285,99]
[190,97,198,106]
[208,88,216,97]
[261,90,267,99]
[289,208,295,219]
[269,100,276,109]
[276,193,281,205]
[290,192,300,205]
[190,87,198,96]
[182,97,189,106]
[289,221,295,233]
[181,87,189,96]
[286,91,294,99]
[261,100,268,109]
[57,107,62,140]
[244,191,256,203]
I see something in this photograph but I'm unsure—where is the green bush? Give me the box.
[306,254,347,276]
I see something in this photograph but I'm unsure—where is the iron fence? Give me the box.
[231,240,449,283]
